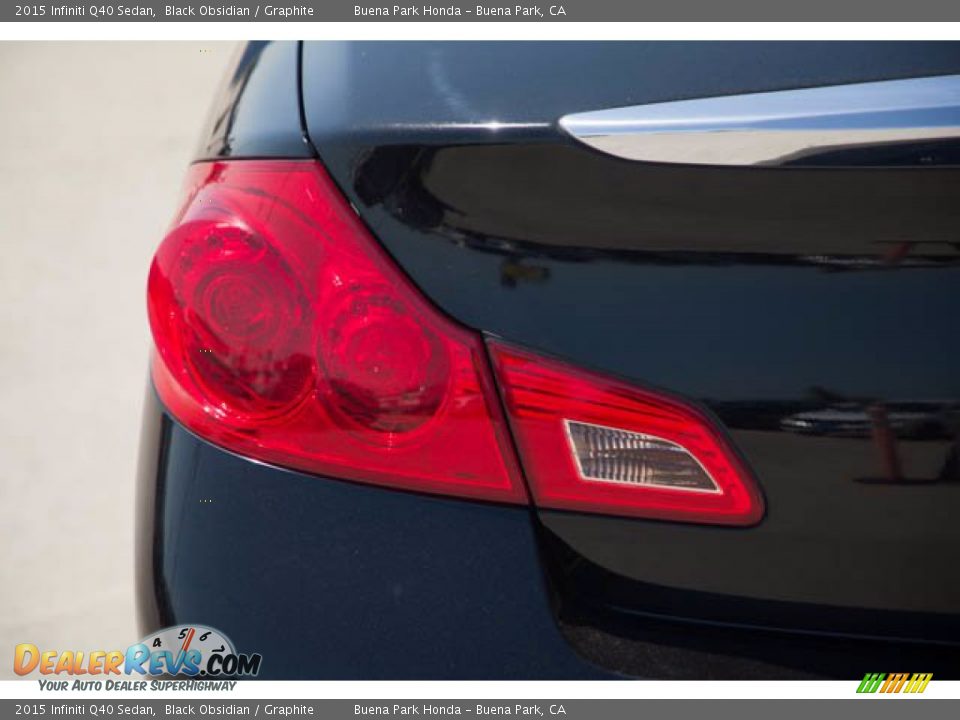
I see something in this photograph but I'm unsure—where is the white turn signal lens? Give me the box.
[565,420,720,493]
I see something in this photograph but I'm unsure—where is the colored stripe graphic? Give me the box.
[857,672,931,694]
[905,673,933,694]
[857,673,886,693]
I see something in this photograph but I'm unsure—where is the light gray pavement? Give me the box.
[0,42,237,678]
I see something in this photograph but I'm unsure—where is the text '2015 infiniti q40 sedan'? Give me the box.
[138,41,960,679]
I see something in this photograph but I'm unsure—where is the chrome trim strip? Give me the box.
[559,75,960,167]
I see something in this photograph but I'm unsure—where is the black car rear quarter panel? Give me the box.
[140,40,607,681]
[137,391,606,679]
[139,40,960,679]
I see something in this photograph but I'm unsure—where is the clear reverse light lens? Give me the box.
[565,420,720,492]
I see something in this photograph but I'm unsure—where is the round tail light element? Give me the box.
[148,161,526,504]
[149,160,764,525]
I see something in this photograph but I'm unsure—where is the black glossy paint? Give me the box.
[300,43,960,644]
[138,393,960,678]
[145,41,960,677]
[137,392,601,679]
[196,41,311,160]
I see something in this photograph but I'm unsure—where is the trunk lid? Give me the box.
[303,41,960,643]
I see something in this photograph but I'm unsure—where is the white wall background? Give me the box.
[0,42,237,678]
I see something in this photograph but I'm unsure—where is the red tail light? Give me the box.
[488,343,765,526]
[148,160,526,504]
[148,159,762,525]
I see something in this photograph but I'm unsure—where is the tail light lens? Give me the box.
[488,343,765,526]
[148,160,526,504]
[148,159,762,525]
